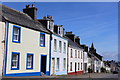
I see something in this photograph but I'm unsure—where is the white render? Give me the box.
[68,46,84,74]
[83,51,88,73]
[94,57,102,73]
[50,34,68,75]
[0,22,5,76]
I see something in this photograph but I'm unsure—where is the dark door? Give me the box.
[75,62,77,73]
[41,55,47,74]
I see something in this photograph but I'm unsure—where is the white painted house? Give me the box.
[1,4,51,76]
[65,32,84,75]
[89,43,103,73]
[80,45,89,73]
[38,16,68,75]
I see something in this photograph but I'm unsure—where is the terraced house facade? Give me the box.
[65,32,84,75]
[0,4,105,77]
[38,16,68,75]
[1,4,51,76]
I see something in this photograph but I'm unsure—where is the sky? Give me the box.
[2,2,118,61]
[1,0,120,2]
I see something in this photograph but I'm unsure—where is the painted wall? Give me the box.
[87,57,91,69]
[0,22,5,76]
[84,52,88,63]
[94,58,101,73]
[68,47,84,74]
[50,34,68,75]
[83,52,88,73]
[4,22,50,76]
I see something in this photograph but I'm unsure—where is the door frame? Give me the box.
[40,55,47,74]
[51,58,55,75]
[75,62,77,73]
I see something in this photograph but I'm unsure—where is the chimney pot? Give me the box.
[26,5,30,8]
[32,4,35,7]
[65,31,75,42]
[66,31,73,34]
[43,16,47,19]
[75,36,80,45]
[23,4,38,20]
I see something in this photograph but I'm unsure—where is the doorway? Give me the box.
[51,58,55,75]
[41,55,47,74]
[75,62,77,73]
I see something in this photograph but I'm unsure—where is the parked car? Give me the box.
[112,71,118,74]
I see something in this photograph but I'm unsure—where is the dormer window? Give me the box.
[47,21,50,29]
[50,21,54,29]
[47,21,54,32]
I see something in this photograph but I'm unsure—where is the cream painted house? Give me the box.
[0,22,5,76]
[1,4,51,76]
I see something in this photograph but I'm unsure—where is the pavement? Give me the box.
[57,73,118,78]
[0,76,2,80]
[2,73,118,79]
[1,73,119,80]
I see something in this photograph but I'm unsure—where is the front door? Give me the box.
[51,58,55,75]
[75,62,77,73]
[41,55,47,74]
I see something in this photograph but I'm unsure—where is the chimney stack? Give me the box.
[65,32,75,42]
[75,36,80,45]
[23,4,38,20]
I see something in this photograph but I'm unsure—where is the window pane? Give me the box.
[13,26,20,42]
[54,39,57,51]
[71,49,72,58]
[70,62,72,71]
[40,34,45,47]
[14,27,19,34]
[27,54,33,69]
[64,58,66,70]
[14,35,18,41]
[11,53,19,68]
[59,41,62,52]
[64,42,66,53]
[57,58,59,70]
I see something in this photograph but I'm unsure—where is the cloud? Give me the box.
[101,51,118,61]
[59,13,106,23]
[80,22,117,39]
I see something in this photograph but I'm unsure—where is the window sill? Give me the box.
[11,68,19,70]
[26,68,33,70]
[12,40,20,43]
[40,45,45,47]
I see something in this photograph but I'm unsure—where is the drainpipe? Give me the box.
[49,33,52,76]
[67,43,69,74]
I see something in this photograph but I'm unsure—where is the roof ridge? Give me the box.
[2,4,51,34]
[2,4,32,20]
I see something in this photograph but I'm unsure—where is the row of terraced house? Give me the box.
[0,4,104,77]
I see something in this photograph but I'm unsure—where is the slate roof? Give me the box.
[0,4,51,34]
[94,52,103,61]
[65,36,83,50]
